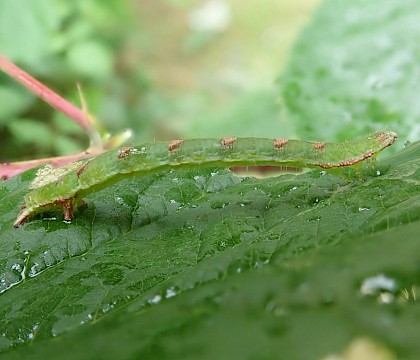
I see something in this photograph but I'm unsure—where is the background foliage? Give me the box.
[279,0,420,143]
[0,0,419,359]
[0,0,318,160]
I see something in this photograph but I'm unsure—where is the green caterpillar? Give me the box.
[14,131,397,227]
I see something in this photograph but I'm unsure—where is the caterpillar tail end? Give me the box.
[14,205,30,228]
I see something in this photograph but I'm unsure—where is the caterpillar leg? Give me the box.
[59,198,75,222]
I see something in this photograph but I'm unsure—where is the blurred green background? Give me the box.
[0,0,319,161]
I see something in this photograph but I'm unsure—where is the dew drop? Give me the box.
[308,216,321,222]
[130,146,148,155]
[290,186,298,191]
[219,241,227,249]
[148,294,162,305]
[165,287,177,299]
[80,313,94,325]
[211,201,229,209]
[237,200,252,207]
[10,263,27,282]
[360,274,396,295]
[115,196,125,205]
[29,262,40,277]
[194,175,206,183]
[11,263,22,272]
[360,274,397,304]
[27,323,39,340]
[102,301,117,314]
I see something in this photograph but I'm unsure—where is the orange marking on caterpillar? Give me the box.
[118,147,132,160]
[313,142,326,151]
[76,162,88,177]
[168,139,184,152]
[274,138,288,149]
[220,137,237,149]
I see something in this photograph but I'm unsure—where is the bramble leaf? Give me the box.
[279,0,420,143]
[0,141,418,359]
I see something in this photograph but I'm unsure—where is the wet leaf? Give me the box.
[0,141,418,359]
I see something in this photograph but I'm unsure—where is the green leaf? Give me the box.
[0,0,60,62]
[278,0,420,143]
[66,40,113,80]
[0,86,34,124]
[7,119,54,147]
[0,142,418,359]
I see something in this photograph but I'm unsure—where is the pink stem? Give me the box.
[0,150,103,180]
[0,53,90,131]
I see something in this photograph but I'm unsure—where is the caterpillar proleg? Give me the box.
[14,131,397,227]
